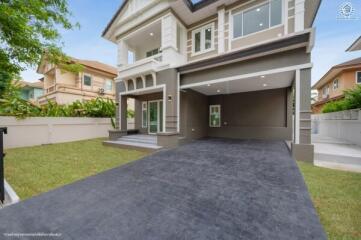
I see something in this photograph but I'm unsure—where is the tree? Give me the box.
[0,0,82,97]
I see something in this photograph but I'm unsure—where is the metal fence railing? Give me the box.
[0,127,7,204]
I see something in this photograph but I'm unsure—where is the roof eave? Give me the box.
[346,36,361,52]
[310,0,322,27]
[102,0,129,39]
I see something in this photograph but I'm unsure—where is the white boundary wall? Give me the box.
[0,117,114,149]
[312,109,361,146]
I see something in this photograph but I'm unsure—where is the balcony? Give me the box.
[117,14,187,81]
[118,53,165,80]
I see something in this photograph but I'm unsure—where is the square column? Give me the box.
[292,68,314,162]
[161,13,186,66]
[217,6,226,54]
[294,0,305,32]
[119,95,128,132]
[117,39,129,67]
[134,98,142,130]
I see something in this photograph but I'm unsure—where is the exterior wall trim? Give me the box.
[355,71,361,84]
[295,69,300,143]
[177,72,180,132]
[180,63,313,89]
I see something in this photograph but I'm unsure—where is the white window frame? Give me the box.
[83,74,92,87]
[230,0,284,41]
[356,71,361,84]
[322,85,329,98]
[191,22,215,56]
[142,101,147,128]
[209,105,221,128]
[104,79,113,91]
[333,79,339,90]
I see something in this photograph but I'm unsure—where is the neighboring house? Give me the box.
[19,81,44,102]
[103,0,321,162]
[36,58,117,105]
[311,57,361,113]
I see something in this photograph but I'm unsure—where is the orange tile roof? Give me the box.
[19,81,44,89]
[72,58,118,76]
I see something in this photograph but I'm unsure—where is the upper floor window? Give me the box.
[333,79,339,90]
[356,71,361,84]
[232,0,282,39]
[83,75,92,86]
[146,48,161,58]
[192,23,214,55]
[104,79,113,91]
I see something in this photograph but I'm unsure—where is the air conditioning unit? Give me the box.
[98,88,105,95]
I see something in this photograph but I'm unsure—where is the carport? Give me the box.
[178,46,314,162]
[180,70,294,141]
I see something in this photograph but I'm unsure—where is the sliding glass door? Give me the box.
[148,100,163,134]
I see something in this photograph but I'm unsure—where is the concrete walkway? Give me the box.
[313,134,361,172]
[0,138,325,239]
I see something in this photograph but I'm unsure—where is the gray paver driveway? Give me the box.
[0,138,326,240]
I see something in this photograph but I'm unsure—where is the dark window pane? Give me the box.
[84,75,92,86]
[271,0,282,26]
[205,27,212,49]
[357,72,361,84]
[194,31,201,52]
[233,13,243,38]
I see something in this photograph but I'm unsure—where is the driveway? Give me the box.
[0,138,325,239]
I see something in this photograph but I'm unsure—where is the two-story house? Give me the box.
[103,0,321,162]
[311,57,361,113]
[36,57,118,105]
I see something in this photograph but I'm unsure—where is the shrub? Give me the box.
[321,85,361,113]
[343,85,361,109]
[0,81,117,119]
[322,100,348,113]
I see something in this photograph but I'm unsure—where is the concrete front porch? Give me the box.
[104,134,162,151]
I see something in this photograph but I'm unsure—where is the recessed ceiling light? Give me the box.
[259,23,263,26]
[263,83,268,87]
[207,84,211,87]
[261,75,265,78]
[217,89,221,93]
[149,32,154,36]
[256,8,260,12]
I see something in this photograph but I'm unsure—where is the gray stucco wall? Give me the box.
[180,90,208,140]
[180,48,310,86]
[207,88,292,140]
[299,68,312,144]
[179,88,292,141]
[157,69,178,132]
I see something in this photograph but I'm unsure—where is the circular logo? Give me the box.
[339,2,355,18]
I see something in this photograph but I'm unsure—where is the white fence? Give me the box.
[312,109,361,146]
[0,117,114,149]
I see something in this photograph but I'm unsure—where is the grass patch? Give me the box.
[297,161,361,240]
[4,138,147,200]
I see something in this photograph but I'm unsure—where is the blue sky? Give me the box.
[22,0,361,85]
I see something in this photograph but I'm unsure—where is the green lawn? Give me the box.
[4,138,147,200]
[298,161,361,240]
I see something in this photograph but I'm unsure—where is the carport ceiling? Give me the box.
[190,71,295,95]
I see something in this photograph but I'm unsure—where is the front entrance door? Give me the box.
[148,100,163,134]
